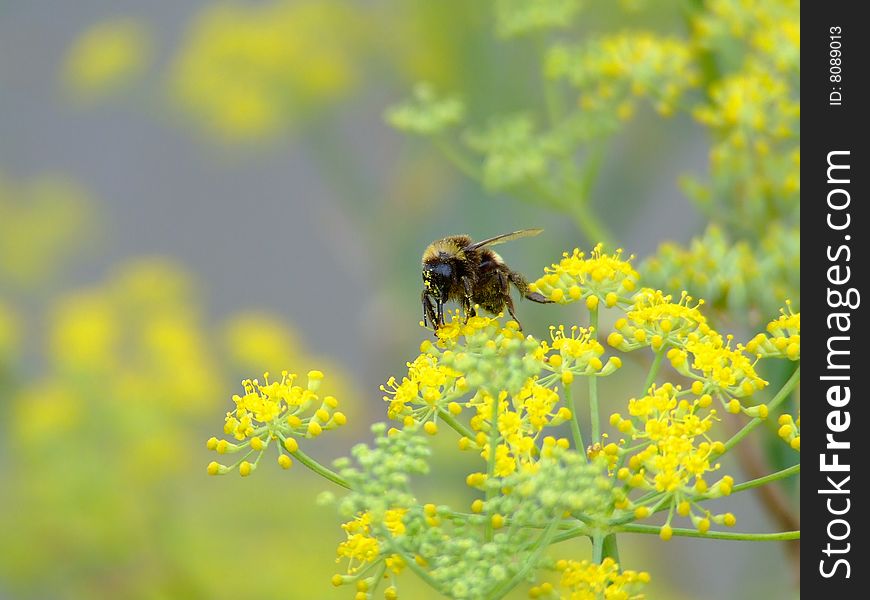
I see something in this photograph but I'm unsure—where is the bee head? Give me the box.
[422,261,452,299]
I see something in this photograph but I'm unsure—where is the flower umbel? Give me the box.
[531,244,638,306]
[206,369,346,476]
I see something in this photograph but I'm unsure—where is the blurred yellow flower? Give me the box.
[63,18,151,98]
[0,301,19,365]
[170,0,362,139]
[0,172,95,289]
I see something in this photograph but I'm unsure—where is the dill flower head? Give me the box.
[609,289,711,353]
[610,384,736,531]
[207,369,346,476]
[545,325,622,382]
[679,334,768,414]
[777,413,800,452]
[546,31,699,117]
[531,244,638,305]
[545,557,649,599]
[746,302,800,361]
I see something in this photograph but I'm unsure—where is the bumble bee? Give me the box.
[421,228,552,331]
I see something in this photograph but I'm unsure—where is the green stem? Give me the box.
[592,534,604,563]
[601,534,620,563]
[718,365,801,456]
[287,444,351,490]
[564,381,587,459]
[485,390,500,541]
[382,538,445,595]
[618,523,800,541]
[434,136,483,181]
[437,407,476,441]
[643,348,666,394]
[732,464,801,494]
[549,526,589,545]
[538,35,564,127]
[589,306,601,444]
[570,205,613,248]
[490,519,560,600]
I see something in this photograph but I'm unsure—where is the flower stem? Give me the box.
[718,365,800,457]
[602,533,620,563]
[437,407,476,441]
[435,136,483,180]
[592,533,604,563]
[287,444,351,489]
[485,390,500,541]
[490,519,559,600]
[589,306,601,444]
[731,464,801,494]
[382,537,445,595]
[618,523,800,541]
[643,348,666,394]
[564,381,587,460]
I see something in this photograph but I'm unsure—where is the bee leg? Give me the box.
[496,270,522,330]
[505,294,522,330]
[436,298,444,328]
[422,290,438,330]
[460,276,475,323]
[508,270,553,304]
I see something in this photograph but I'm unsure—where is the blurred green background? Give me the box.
[1,1,798,598]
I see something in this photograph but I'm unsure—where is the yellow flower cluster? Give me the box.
[687,0,800,233]
[608,289,711,352]
[546,32,699,117]
[531,244,638,306]
[336,513,380,573]
[609,289,768,415]
[206,369,346,476]
[332,511,410,600]
[334,510,409,579]
[678,335,768,413]
[746,303,800,361]
[693,0,799,75]
[383,312,623,481]
[532,557,649,599]
[544,325,622,385]
[469,389,571,479]
[777,413,800,452]
[610,384,737,532]
[380,347,466,426]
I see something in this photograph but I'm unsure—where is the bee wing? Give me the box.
[464,228,544,251]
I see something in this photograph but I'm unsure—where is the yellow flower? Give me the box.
[611,289,712,352]
[64,18,151,98]
[380,353,461,420]
[777,413,800,451]
[546,31,698,116]
[746,303,800,360]
[532,244,639,305]
[611,384,735,529]
[553,557,649,599]
[337,513,380,573]
[684,334,768,408]
[210,369,345,475]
